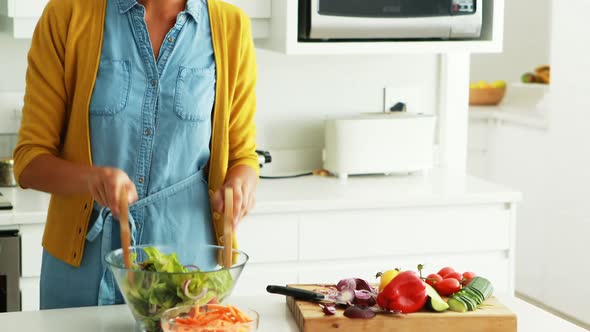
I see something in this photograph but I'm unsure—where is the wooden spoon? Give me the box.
[223,187,233,269]
[119,186,132,269]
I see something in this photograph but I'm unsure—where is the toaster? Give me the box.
[323,112,436,179]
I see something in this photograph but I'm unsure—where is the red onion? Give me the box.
[353,290,377,307]
[183,280,208,300]
[319,304,336,316]
[353,278,373,292]
[337,289,355,304]
[336,278,356,291]
[343,306,376,319]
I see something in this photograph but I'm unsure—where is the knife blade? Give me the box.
[266,285,349,306]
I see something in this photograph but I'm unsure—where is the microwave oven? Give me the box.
[299,0,483,40]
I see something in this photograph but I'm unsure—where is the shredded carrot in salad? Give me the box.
[172,304,254,331]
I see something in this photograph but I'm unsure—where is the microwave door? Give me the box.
[307,0,481,40]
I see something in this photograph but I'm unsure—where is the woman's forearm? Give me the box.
[19,154,94,195]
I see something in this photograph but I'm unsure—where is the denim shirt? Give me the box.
[90,0,215,199]
[86,0,217,305]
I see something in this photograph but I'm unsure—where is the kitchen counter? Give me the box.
[0,295,586,332]
[0,187,49,227]
[1,168,521,226]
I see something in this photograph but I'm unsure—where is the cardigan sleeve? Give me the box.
[226,13,260,176]
[13,1,69,186]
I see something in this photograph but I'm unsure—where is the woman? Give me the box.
[13,0,258,309]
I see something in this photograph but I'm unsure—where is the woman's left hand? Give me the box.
[212,165,258,227]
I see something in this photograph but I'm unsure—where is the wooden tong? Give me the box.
[119,186,132,269]
[223,188,234,269]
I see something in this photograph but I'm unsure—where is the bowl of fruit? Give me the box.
[469,80,507,106]
[105,245,249,332]
[160,303,259,332]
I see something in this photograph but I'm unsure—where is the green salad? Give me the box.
[118,247,233,331]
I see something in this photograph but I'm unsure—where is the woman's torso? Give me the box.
[90,0,216,197]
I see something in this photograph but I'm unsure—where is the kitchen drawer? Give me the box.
[238,214,298,264]
[232,263,298,297]
[20,277,40,311]
[297,251,510,294]
[20,224,44,278]
[298,205,511,261]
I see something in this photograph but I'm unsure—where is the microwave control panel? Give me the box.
[452,0,476,15]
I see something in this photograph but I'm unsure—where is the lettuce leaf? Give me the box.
[120,247,233,332]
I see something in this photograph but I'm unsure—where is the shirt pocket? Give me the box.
[89,60,131,116]
[173,65,216,122]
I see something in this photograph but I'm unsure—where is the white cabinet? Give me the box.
[0,0,271,39]
[231,171,520,297]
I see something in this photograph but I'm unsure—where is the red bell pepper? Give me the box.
[377,271,428,313]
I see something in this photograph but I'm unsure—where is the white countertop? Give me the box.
[0,168,521,226]
[0,295,586,332]
[254,168,521,214]
[0,186,50,227]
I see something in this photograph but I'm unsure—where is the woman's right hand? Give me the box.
[87,167,138,218]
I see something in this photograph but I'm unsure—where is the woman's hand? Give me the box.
[87,167,138,218]
[212,165,258,227]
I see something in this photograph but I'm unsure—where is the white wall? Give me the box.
[468,0,590,325]
[470,0,551,82]
[255,50,438,160]
[0,33,29,91]
[0,34,439,166]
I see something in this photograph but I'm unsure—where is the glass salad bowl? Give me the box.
[161,304,259,332]
[105,245,249,332]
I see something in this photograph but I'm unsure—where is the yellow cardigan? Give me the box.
[13,0,259,267]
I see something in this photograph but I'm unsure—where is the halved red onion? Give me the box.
[353,278,373,292]
[337,288,355,304]
[343,306,376,319]
[183,280,208,300]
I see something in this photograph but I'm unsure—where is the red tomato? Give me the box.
[434,278,461,296]
[442,271,463,282]
[425,273,443,287]
[462,272,477,285]
[437,267,455,277]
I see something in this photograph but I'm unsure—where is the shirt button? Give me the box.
[168,37,175,43]
[145,128,152,136]
[208,189,214,196]
[213,212,221,220]
[138,177,144,184]
[150,79,157,87]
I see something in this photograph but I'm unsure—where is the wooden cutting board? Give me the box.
[286,284,517,332]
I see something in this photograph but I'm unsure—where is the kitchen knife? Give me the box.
[266,285,348,306]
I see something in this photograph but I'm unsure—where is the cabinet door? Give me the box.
[298,205,511,261]
[5,0,47,18]
[238,214,298,264]
[232,263,298,297]
[20,224,44,278]
[20,277,40,311]
[222,0,271,18]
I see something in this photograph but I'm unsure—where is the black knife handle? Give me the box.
[266,285,324,301]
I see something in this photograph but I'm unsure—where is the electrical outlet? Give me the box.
[383,86,426,114]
